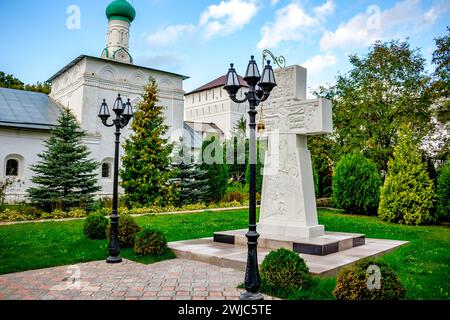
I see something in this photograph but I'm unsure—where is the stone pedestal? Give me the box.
[258,65,332,239]
[259,134,325,238]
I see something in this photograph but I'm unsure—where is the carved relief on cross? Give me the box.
[258,65,333,239]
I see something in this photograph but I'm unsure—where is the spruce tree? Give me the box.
[28,108,100,211]
[170,138,210,206]
[120,79,173,207]
[200,136,228,203]
[378,124,435,225]
[171,162,211,206]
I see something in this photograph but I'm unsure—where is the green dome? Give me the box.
[106,0,136,23]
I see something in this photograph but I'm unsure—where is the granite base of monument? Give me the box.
[213,229,365,256]
[168,235,408,276]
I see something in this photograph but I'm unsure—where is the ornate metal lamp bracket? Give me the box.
[262,49,286,69]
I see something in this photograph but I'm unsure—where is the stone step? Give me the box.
[213,229,366,256]
[168,236,409,276]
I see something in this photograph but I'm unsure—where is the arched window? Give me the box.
[6,159,18,177]
[102,163,111,179]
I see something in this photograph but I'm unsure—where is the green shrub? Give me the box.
[50,209,69,219]
[25,206,46,218]
[436,161,450,221]
[260,248,311,292]
[378,125,435,225]
[134,228,168,255]
[67,208,87,218]
[223,182,248,204]
[0,209,33,221]
[84,213,109,239]
[332,152,382,214]
[0,179,15,212]
[87,200,105,213]
[106,214,141,247]
[201,136,229,202]
[313,167,319,197]
[92,207,111,216]
[333,259,405,300]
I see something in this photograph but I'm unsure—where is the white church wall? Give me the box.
[0,128,50,203]
[51,56,185,143]
[0,127,114,202]
[3,55,186,202]
[185,87,249,138]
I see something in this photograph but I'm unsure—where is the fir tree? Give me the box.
[378,124,435,225]
[27,108,100,211]
[120,79,173,207]
[170,138,210,206]
[171,162,211,206]
[200,136,228,203]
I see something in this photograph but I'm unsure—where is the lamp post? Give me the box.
[98,94,133,263]
[223,56,277,300]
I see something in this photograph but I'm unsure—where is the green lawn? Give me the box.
[0,209,448,300]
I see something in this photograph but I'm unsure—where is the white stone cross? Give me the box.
[258,65,333,239]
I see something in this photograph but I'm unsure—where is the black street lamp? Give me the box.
[223,56,277,300]
[98,94,133,263]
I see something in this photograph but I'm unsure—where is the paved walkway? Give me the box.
[0,258,274,300]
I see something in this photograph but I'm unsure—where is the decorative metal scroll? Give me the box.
[258,50,285,136]
[262,49,286,68]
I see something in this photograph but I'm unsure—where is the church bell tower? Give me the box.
[101,0,136,64]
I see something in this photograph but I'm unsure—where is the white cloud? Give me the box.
[147,24,196,47]
[303,53,337,75]
[319,0,449,51]
[146,0,259,47]
[258,2,320,49]
[270,0,280,5]
[199,0,259,39]
[314,0,336,17]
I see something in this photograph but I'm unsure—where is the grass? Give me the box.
[317,210,450,300]
[0,210,248,275]
[0,208,448,300]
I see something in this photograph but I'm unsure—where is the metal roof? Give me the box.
[0,88,61,130]
[184,121,224,135]
[183,122,203,149]
[47,55,190,82]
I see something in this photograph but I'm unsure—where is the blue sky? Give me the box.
[0,0,448,94]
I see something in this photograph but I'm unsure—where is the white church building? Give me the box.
[0,0,257,203]
[0,0,190,202]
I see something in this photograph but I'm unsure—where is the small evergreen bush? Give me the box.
[84,213,109,239]
[332,152,382,214]
[378,124,435,225]
[106,214,141,247]
[333,259,405,300]
[134,228,168,255]
[260,248,311,292]
[436,161,450,220]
